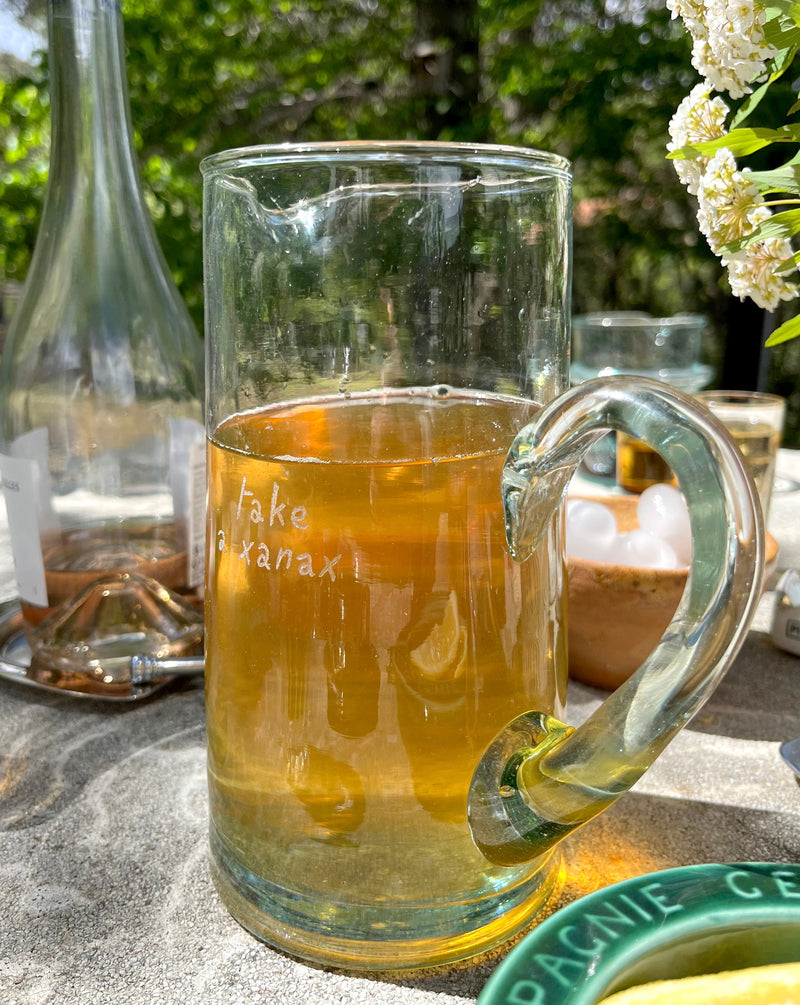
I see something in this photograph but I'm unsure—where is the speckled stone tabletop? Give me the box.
[1,454,799,1005]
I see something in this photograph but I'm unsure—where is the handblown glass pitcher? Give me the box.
[201,143,763,970]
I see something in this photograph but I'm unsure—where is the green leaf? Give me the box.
[669,123,800,162]
[731,79,773,130]
[755,207,800,239]
[731,45,798,128]
[763,16,800,50]
[765,313,800,345]
[723,208,800,254]
[763,0,800,30]
[747,157,800,194]
[723,206,800,255]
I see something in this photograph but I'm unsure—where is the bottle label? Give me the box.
[0,453,47,606]
[169,418,206,590]
[187,440,206,589]
[1,423,205,604]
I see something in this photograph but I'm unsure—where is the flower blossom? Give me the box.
[669,0,800,321]
[667,0,778,98]
[694,149,799,309]
[667,83,730,194]
[724,241,799,310]
[695,147,764,252]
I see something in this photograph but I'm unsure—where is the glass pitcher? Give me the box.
[201,142,763,970]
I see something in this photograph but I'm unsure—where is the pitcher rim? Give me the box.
[572,312,709,330]
[200,140,571,178]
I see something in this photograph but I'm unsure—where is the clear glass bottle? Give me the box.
[0,0,205,695]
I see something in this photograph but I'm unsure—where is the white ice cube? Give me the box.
[566,499,618,562]
[637,483,691,567]
[617,528,681,570]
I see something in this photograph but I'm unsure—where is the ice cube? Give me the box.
[617,529,681,570]
[637,483,691,567]
[566,499,618,562]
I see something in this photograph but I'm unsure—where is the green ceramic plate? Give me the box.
[478,862,800,1005]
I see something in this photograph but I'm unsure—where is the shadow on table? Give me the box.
[687,629,800,743]
[568,626,800,745]
[0,676,205,832]
[373,784,800,998]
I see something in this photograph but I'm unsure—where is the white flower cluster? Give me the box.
[698,150,798,309]
[667,0,777,98]
[668,5,799,312]
[696,147,762,251]
[667,83,729,194]
[727,240,799,309]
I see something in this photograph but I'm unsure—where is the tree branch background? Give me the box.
[2,0,799,442]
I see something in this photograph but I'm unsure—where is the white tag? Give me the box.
[0,453,47,606]
[186,440,206,589]
[169,418,206,590]
[10,426,57,530]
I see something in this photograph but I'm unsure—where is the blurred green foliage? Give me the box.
[2,0,800,441]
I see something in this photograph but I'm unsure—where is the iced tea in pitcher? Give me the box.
[205,388,567,966]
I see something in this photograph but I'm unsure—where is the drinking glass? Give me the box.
[572,312,711,487]
[696,390,786,519]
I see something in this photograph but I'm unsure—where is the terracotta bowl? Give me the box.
[567,495,778,690]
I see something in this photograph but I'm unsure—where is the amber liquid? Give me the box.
[616,433,674,493]
[617,420,779,512]
[723,419,781,516]
[206,389,567,967]
[21,518,190,627]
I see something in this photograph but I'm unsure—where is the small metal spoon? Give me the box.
[60,653,205,686]
[129,653,205,684]
[779,737,800,779]
[0,599,204,701]
[25,652,205,698]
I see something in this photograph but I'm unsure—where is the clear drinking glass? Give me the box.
[571,312,711,487]
[571,312,712,390]
[696,390,786,519]
[202,142,763,970]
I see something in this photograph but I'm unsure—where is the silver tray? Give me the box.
[0,599,197,702]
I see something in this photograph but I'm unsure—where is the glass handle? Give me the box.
[468,376,764,866]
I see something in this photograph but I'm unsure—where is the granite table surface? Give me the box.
[1,454,800,1005]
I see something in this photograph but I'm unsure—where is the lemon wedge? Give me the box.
[600,961,800,1005]
[409,590,467,680]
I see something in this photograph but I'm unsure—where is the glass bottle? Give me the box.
[0,0,205,696]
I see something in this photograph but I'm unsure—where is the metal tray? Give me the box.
[0,599,180,702]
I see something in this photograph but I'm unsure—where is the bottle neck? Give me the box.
[45,0,147,227]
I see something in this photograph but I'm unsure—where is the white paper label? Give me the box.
[169,418,206,590]
[186,440,206,589]
[0,453,47,606]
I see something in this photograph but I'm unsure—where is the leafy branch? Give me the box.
[666,0,800,342]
